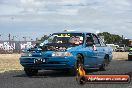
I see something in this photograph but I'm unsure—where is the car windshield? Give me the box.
[43,33,84,45]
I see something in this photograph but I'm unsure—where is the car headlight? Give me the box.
[52,52,72,56]
[21,52,32,57]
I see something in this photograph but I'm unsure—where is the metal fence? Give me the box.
[0,41,36,54]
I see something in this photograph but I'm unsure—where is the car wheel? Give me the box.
[99,56,109,71]
[128,55,132,61]
[68,54,84,76]
[68,65,77,76]
[24,68,38,76]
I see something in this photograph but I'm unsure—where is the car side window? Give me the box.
[86,33,94,46]
[92,34,100,46]
[99,37,106,46]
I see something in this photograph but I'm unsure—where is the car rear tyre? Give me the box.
[24,68,38,76]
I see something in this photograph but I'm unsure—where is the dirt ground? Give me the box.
[0,52,129,73]
[0,54,23,73]
[112,52,129,60]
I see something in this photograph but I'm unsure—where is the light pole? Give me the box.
[0,34,1,42]
[13,35,21,53]
[23,37,27,42]
[8,33,11,46]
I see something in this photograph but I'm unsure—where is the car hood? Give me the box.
[25,44,83,57]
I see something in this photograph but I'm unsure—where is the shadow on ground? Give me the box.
[13,69,99,78]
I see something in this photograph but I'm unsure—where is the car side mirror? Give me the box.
[92,45,97,51]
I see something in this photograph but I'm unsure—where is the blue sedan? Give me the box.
[20,31,112,76]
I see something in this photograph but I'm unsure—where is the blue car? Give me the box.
[20,31,112,76]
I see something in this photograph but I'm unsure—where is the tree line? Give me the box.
[97,32,122,44]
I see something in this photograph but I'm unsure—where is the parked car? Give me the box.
[19,31,113,76]
[106,44,119,51]
[128,46,132,61]
[115,44,129,52]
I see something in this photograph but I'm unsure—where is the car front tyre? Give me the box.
[128,55,132,61]
[24,68,38,76]
[68,54,84,76]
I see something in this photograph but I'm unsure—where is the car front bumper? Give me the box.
[20,56,76,70]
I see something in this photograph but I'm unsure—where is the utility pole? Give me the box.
[9,33,11,45]
[23,37,27,42]
[121,35,124,44]
[0,34,1,42]
[12,36,14,41]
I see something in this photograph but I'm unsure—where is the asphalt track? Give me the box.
[0,60,132,88]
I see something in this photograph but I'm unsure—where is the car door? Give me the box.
[84,33,99,68]
[92,34,106,65]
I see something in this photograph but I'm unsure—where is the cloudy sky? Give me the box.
[0,0,132,41]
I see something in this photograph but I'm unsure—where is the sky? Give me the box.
[0,0,132,41]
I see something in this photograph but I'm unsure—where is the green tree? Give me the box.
[41,35,48,41]
[98,32,122,44]
[36,35,48,44]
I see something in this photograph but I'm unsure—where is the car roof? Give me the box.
[53,31,93,34]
